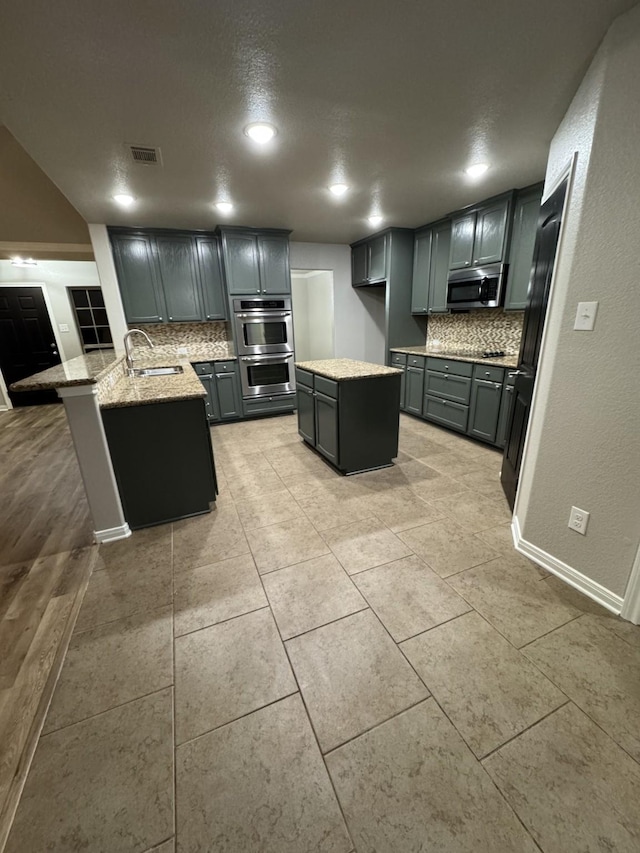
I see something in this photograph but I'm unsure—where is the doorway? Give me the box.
[290,270,335,362]
[0,286,61,406]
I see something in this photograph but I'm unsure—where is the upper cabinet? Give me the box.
[504,184,543,311]
[109,229,227,324]
[219,227,292,296]
[411,220,451,315]
[351,233,388,286]
[449,192,514,270]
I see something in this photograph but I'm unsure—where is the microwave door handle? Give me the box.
[479,277,490,304]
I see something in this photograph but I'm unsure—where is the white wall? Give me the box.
[307,272,335,360]
[0,259,99,408]
[88,223,128,353]
[289,242,386,364]
[516,4,640,603]
[290,275,311,361]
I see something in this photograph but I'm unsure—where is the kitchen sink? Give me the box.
[128,365,184,377]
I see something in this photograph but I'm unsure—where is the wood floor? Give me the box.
[0,405,97,852]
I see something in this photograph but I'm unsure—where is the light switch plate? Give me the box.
[574,301,598,331]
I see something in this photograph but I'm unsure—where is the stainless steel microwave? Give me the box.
[446,264,508,310]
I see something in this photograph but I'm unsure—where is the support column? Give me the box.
[57,384,130,543]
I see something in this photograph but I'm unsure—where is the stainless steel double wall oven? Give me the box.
[233,297,296,398]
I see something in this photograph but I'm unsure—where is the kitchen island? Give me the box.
[295,358,402,474]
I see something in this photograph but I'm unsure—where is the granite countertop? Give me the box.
[10,350,119,392]
[390,346,519,369]
[98,355,206,409]
[296,358,403,381]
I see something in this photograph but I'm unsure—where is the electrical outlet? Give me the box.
[568,506,590,535]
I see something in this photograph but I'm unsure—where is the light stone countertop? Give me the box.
[98,355,207,409]
[10,350,119,392]
[296,358,403,381]
[390,346,519,369]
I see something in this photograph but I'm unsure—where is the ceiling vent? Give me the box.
[127,144,162,166]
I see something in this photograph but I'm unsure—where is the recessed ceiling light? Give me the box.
[465,163,490,178]
[113,193,135,206]
[328,183,349,197]
[11,257,38,267]
[368,215,383,227]
[244,122,277,144]
[215,201,234,214]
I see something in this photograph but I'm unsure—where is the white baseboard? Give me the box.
[511,516,624,615]
[94,523,132,543]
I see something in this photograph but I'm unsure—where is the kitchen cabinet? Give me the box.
[448,193,514,271]
[468,378,503,443]
[504,183,543,310]
[411,228,432,313]
[192,360,241,422]
[351,234,388,286]
[405,364,425,416]
[219,227,292,296]
[295,365,400,474]
[423,357,472,432]
[111,232,166,324]
[110,229,227,324]
[496,372,516,448]
[390,352,407,409]
[423,396,469,433]
[411,221,452,315]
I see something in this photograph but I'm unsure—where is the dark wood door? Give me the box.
[501,178,567,508]
[0,287,61,406]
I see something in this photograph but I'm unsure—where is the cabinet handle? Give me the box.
[508,370,524,377]
[444,375,449,380]
[485,371,491,376]
[169,316,173,320]
[159,316,163,320]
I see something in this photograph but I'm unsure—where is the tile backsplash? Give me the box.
[426,310,524,354]
[130,321,231,346]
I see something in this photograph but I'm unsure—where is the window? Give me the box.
[69,288,113,352]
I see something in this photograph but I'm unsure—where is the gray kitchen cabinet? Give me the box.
[449,213,476,270]
[390,352,407,409]
[449,193,514,271]
[295,366,401,474]
[352,243,368,286]
[405,365,425,415]
[196,236,227,320]
[154,234,203,322]
[296,384,316,444]
[315,390,339,465]
[496,375,516,448]
[423,396,469,432]
[215,365,242,419]
[368,235,387,282]
[219,227,292,296]
[200,374,220,422]
[110,232,167,323]
[352,233,388,286]
[411,228,432,314]
[428,220,452,313]
[425,370,471,405]
[468,377,503,443]
[505,184,543,310]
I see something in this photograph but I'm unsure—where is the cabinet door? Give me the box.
[405,366,425,416]
[496,383,514,448]
[111,233,166,323]
[449,213,476,269]
[468,378,503,443]
[215,370,241,419]
[200,375,220,422]
[315,390,339,464]
[352,244,368,285]
[196,236,227,320]
[222,233,261,295]
[423,396,469,432]
[428,221,452,313]
[154,234,203,322]
[473,199,510,266]
[367,235,387,282]
[505,188,542,310]
[399,366,406,411]
[411,229,431,314]
[258,235,291,295]
[297,385,316,445]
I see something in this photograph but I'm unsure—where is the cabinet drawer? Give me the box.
[214,360,237,374]
[390,352,407,366]
[314,375,338,399]
[193,362,213,375]
[425,371,471,405]
[423,395,469,432]
[473,363,505,383]
[242,395,296,417]
[295,367,314,389]
[426,357,473,377]
[407,354,426,368]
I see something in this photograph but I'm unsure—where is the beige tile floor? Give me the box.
[7,412,640,852]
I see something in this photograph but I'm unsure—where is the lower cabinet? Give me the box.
[192,360,241,422]
[423,395,469,432]
[496,376,516,448]
[296,368,400,474]
[468,378,503,443]
[405,366,425,415]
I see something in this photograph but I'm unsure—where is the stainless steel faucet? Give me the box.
[123,328,154,373]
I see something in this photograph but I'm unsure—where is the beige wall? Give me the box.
[517,4,640,600]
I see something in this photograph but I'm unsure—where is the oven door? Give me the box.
[239,353,296,397]
[234,312,294,355]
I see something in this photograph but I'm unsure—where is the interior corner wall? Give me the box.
[516,4,640,600]
[289,242,386,364]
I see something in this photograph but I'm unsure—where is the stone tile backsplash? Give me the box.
[130,322,230,347]
[426,310,524,354]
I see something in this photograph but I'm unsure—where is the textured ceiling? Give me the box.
[0,0,634,243]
